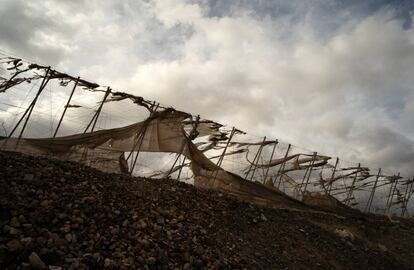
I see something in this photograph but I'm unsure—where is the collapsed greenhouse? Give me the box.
[0,54,413,217]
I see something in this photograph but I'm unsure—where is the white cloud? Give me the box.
[1,0,414,175]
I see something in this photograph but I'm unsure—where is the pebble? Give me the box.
[29,252,46,269]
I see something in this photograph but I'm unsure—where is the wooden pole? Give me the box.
[53,77,79,138]
[8,67,51,138]
[129,103,159,174]
[276,144,291,188]
[263,139,278,184]
[129,130,147,174]
[84,87,111,133]
[328,157,339,194]
[345,163,360,206]
[216,127,236,167]
[249,136,266,182]
[385,173,400,214]
[302,152,317,193]
[244,137,265,180]
[168,115,202,179]
[401,177,414,217]
[211,127,236,180]
[177,115,200,181]
[365,168,382,213]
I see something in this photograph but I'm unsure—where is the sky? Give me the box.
[1,0,414,175]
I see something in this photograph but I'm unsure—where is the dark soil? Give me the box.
[1,151,413,269]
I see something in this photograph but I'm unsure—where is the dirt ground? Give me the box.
[1,151,413,269]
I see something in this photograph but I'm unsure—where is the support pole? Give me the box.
[244,136,265,180]
[216,127,236,167]
[385,173,400,214]
[128,103,159,174]
[168,115,201,179]
[129,130,147,174]
[249,136,266,182]
[53,77,79,138]
[365,168,382,213]
[276,144,291,189]
[8,67,51,138]
[212,127,236,180]
[177,115,200,181]
[345,163,360,206]
[84,87,111,133]
[302,152,317,193]
[328,157,339,194]
[176,156,186,181]
[401,177,414,217]
[263,139,278,184]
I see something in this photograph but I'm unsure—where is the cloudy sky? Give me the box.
[1,0,414,175]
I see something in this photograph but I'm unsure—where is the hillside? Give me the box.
[1,151,413,269]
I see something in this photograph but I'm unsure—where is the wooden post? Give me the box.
[263,139,278,184]
[385,173,400,214]
[401,177,414,217]
[128,103,159,174]
[211,127,236,180]
[84,87,111,133]
[249,136,267,182]
[302,152,317,193]
[345,163,360,206]
[399,177,411,217]
[365,168,381,213]
[53,77,79,138]
[168,115,202,179]
[129,129,147,174]
[276,144,291,188]
[328,157,339,194]
[244,137,265,180]
[216,127,236,167]
[8,67,51,138]
[177,115,200,181]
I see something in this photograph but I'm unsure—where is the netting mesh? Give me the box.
[1,54,413,217]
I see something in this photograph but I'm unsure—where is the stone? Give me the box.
[65,234,73,242]
[10,217,21,228]
[104,258,114,268]
[334,228,354,241]
[7,239,23,252]
[24,174,34,181]
[49,266,63,270]
[21,237,33,246]
[29,252,47,269]
[9,227,19,235]
[378,243,388,252]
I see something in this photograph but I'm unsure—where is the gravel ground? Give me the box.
[1,151,413,269]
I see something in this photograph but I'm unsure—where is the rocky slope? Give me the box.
[1,151,413,269]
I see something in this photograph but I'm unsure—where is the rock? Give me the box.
[104,258,114,268]
[378,243,388,252]
[10,217,21,228]
[7,239,23,252]
[21,237,33,246]
[24,174,34,181]
[260,213,268,222]
[18,215,28,223]
[40,200,49,207]
[9,227,19,235]
[29,252,47,269]
[157,216,165,225]
[334,228,354,241]
[65,233,73,242]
